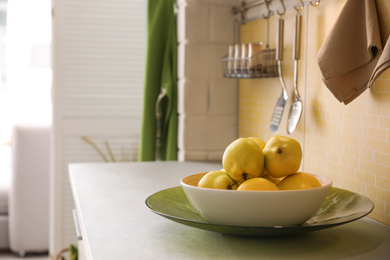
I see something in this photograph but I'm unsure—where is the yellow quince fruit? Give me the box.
[248,137,267,150]
[198,170,238,190]
[222,138,265,184]
[277,172,321,190]
[237,177,279,191]
[263,135,302,178]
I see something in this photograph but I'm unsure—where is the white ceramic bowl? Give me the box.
[181,172,333,227]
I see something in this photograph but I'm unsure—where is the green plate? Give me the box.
[145,187,374,237]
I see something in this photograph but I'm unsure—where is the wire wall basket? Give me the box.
[221,46,278,79]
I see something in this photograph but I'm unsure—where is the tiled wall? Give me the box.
[177,0,239,161]
[239,0,390,225]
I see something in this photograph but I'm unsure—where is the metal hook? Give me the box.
[309,0,320,6]
[294,0,304,12]
[239,1,247,22]
[263,0,273,19]
[277,0,286,16]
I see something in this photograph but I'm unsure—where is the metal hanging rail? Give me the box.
[231,0,268,15]
[231,0,270,22]
[231,0,320,23]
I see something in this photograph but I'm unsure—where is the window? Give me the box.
[0,0,52,144]
[0,0,52,198]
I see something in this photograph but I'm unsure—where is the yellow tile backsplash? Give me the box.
[238,0,390,225]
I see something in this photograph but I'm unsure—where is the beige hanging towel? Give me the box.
[317,0,382,105]
[368,36,390,87]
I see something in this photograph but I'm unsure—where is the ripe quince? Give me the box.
[263,135,302,178]
[222,138,265,184]
[237,177,279,191]
[198,170,238,190]
[277,172,321,190]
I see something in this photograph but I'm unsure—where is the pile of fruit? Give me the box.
[198,135,321,191]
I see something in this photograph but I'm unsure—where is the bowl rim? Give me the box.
[181,172,333,193]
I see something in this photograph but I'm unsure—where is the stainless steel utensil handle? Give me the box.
[293,13,301,98]
[278,60,288,100]
[293,14,301,60]
[276,18,284,61]
[276,18,288,100]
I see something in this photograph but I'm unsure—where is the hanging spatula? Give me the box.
[269,16,288,133]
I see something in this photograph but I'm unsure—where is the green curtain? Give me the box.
[139,0,177,161]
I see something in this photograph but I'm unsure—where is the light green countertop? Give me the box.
[69,161,390,260]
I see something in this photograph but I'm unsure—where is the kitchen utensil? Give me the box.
[227,45,234,75]
[234,43,241,75]
[241,43,249,75]
[261,8,272,75]
[269,16,288,133]
[287,11,303,134]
